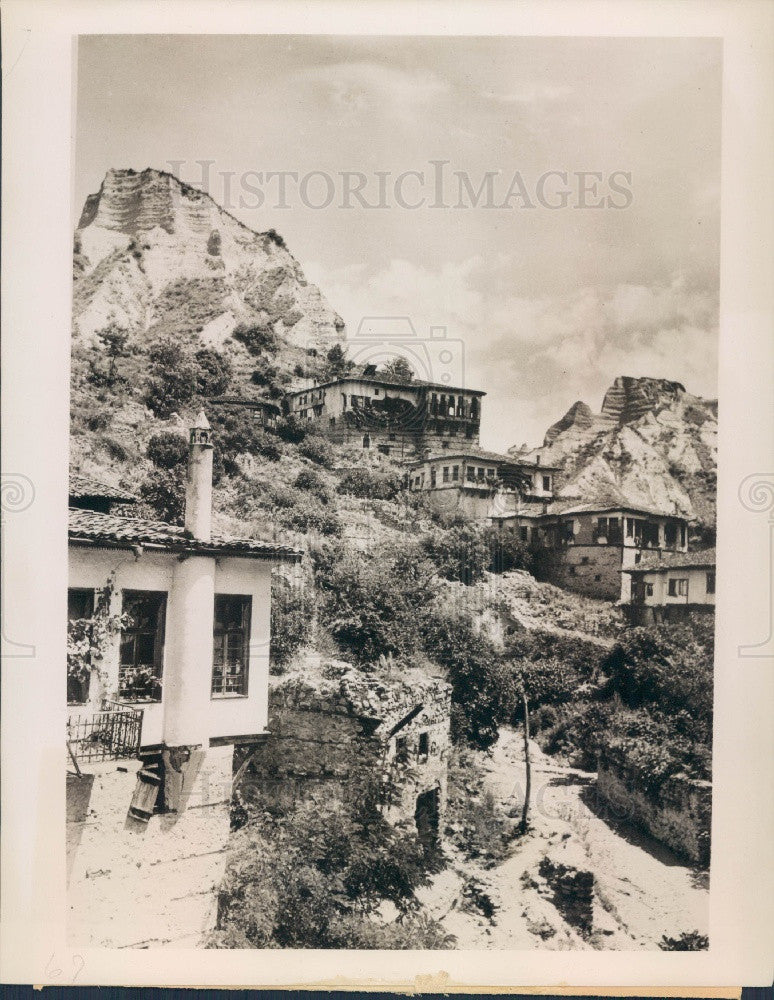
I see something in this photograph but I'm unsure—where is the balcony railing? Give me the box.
[67,700,143,765]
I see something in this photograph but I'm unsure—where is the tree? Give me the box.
[194,347,232,396]
[326,343,352,379]
[139,468,185,524]
[144,337,200,418]
[381,356,414,383]
[146,431,188,470]
[96,321,130,381]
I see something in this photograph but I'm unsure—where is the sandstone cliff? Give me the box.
[73,168,345,355]
[512,376,717,530]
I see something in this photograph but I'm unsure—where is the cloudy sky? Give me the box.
[76,35,721,451]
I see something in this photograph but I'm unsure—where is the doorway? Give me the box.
[415,787,440,853]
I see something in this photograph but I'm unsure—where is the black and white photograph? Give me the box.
[1,0,773,989]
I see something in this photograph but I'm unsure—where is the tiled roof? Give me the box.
[624,547,716,573]
[69,473,138,503]
[69,508,301,562]
[408,448,561,470]
[289,369,486,397]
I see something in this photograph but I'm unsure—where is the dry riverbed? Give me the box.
[418,727,709,950]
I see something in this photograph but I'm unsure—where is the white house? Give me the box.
[622,547,716,624]
[67,413,301,752]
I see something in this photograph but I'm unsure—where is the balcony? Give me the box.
[67,701,144,766]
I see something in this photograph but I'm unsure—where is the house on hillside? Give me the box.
[207,394,281,431]
[285,365,486,458]
[406,448,558,520]
[492,497,690,602]
[67,413,302,948]
[621,548,716,624]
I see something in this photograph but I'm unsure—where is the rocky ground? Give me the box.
[419,727,709,950]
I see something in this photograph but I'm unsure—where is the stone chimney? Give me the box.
[185,411,213,542]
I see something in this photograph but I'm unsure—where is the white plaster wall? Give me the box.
[68,546,273,746]
[641,566,715,607]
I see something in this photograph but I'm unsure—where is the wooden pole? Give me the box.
[520,691,531,834]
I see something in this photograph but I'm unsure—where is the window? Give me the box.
[520,526,528,541]
[626,518,634,538]
[388,432,396,441]
[378,444,391,456]
[119,591,166,702]
[418,732,429,760]
[375,387,380,396]
[212,595,251,696]
[594,574,602,582]
[706,571,716,595]
[664,522,678,547]
[466,467,475,482]
[486,467,495,478]
[395,736,408,762]
[645,582,654,597]
[442,466,450,483]
[477,467,485,480]
[668,578,689,597]
[68,588,95,704]
[430,469,437,487]
[580,556,589,565]
[452,465,459,481]
[543,475,551,492]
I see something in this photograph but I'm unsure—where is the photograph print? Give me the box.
[66,33,719,951]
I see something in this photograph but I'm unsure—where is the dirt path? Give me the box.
[423,727,709,950]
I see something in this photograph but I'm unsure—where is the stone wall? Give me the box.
[241,671,452,836]
[67,745,234,948]
[535,544,625,601]
[596,758,711,866]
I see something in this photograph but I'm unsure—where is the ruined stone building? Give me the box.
[66,414,301,947]
[242,669,452,853]
[285,366,486,458]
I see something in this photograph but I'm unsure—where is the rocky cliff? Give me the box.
[73,168,344,355]
[512,376,717,531]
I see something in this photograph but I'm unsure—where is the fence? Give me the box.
[67,700,143,764]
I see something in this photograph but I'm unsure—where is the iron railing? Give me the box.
[67,700,143,764]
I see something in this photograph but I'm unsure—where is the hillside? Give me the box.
[511,376,717,532]
[73,167,344,358]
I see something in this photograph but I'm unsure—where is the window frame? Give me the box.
[67,588,96,705]
[211,594,252,698]
[119,590,167,703]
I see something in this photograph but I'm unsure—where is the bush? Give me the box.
[139,467,185,524]
[275,415,309,444]
[270,578,313,672]
[422,522,489,585]
[210,411,282,475]
[483,526,534,574]
[298,435,334,468]
[194,347,232,396]
[337,466,403,501]
[293,468,331,504]
[421,608,516,750]
[659,931,709,951]
[313,540,435,663]
[212,790,448,949]
[146,431,188,469]
[250,356,280,387]
[144,337,200,418]
[279,501,341,537]
[233,322,278,356]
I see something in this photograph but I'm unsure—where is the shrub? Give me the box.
[86,411,110,432]
[146,431,188,469]
[139,467,185,524]
[270,577,313,672]
[421,608,516,750]
[210,411,282,475]
[144,337,200,418]
[422,522,489,585]
[194,347,232,396]
[337,466,403,501]
[298,435,334,468]
[293,468,330,503]
[275,415,309,444]
[313,540,435,663]
[279,501,341,537]
[250,356,280,387]
[233,322,278,356]
[483,526,534,574]
[659,931,709,951]
[212,789,448,949]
